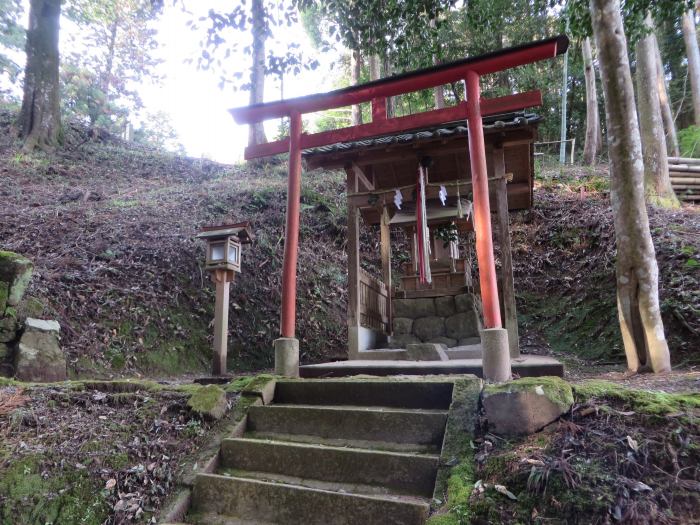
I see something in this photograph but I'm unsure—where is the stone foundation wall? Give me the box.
[389,293,482,349]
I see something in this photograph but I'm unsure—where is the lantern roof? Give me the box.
[197,221,254,243]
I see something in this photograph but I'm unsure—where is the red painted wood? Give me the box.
[230,37,563,124]
[280,111,303,338]
[244,90,542,160]
[372,97,387,122]
[465,70,502,329]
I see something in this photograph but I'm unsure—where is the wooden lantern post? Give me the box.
[197,222,253,376]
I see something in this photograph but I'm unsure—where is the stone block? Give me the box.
[187,384,229,420]
[0,281,8,314]
[412,316,445,341]
[434,296,456,317]
[458,337,481,346]
[445,312,480,340]
[0,251,33,307]
[15,318,66,382]
[393,317,413,335]
[388,334,421,349]
[406,343,449,361]
[0,342,10,360]
[428,336,457,348]
[482,377,574,435]
[393,298,435,319]
[454,293,477,313]
[0,316,18,343]
[274,337,299,378]
[482,327,511,382]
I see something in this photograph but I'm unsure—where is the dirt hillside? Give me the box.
[1,112,698,377]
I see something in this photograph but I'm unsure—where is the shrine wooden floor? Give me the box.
[299,355,563,378]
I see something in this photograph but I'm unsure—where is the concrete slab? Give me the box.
[299,355,563,379]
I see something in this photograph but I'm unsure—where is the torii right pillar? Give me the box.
[465,70,512,382]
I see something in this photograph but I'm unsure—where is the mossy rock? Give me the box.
[0,251,33,308]
[574,380,700,417]
[187,384,228,420]
[483,377,574,435]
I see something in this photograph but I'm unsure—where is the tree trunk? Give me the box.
[18,0,61,151]
[682,9,700,126]
[635,13,678,207]
[369,54,380,81]
[430,18,445,109]
[654,38,680,156]
[582,37,599,164]
[350,48,362,125]
[248,0,267,148]
[590,0,671,373]
[383,54,394,118]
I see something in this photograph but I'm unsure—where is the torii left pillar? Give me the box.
[465,70,512,382]
[274,110,302,377]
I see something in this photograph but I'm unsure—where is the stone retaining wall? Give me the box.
[389,293,482,349]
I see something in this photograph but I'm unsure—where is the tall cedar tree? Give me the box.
[635,13,678,206]
[682,8,700,125]
[581,36,599,164]
[18,0,61,150]
[590,0,671,373]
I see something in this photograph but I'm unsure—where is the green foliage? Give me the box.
[61,0,163,132]
[678,125,700,158]
[132,110,186,154]
[0,0,24,93]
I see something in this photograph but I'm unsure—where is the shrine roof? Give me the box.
[302,112,541,158]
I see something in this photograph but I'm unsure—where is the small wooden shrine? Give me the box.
[229,35,568,378]
[303,113,539,359]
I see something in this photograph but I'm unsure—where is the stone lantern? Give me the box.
[197,222,253,375]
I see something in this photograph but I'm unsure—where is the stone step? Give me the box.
[219,438,439,497]
[246,404,448,449]
[190,473,430,525]
[242,430,441,454]
[273,379,454,409]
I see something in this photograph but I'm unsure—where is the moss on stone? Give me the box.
[0,250,33,306]
[225,373,276,394]
[0,454,109,525]
[574,380,700,417]
[485,376,574,412]
[0,281,8,313]
[187,384,227,417]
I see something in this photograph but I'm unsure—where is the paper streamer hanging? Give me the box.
[416,165,432,285]
[394,189,403,210]
[438,185,447,206]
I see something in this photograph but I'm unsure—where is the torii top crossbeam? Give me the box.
[229,35,569,348]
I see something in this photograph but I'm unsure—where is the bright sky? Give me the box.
[141,2,340,163]
[4,1,341,164]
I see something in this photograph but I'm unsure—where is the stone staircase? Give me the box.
[184,379,456,525]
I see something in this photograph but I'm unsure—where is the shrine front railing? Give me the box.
[359,269,389,334]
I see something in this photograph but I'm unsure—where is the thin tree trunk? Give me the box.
[248,0,267,148]
[18,0,61,151]
[635,13,678,207]
[582,37,599,164]
[590,0,671,373]
[430,18,445,109]
[654,38,680,156]
[350,48,362,125]
[682,8,700,126]
[369,54,380,81]
[383,54,394,118]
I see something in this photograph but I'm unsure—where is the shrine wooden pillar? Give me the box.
[380,206,392,335]
[493,147,520,357]
[346,169,361,358]
[465,70,502,329]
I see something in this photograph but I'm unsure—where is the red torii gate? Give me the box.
[230,35,568,367]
